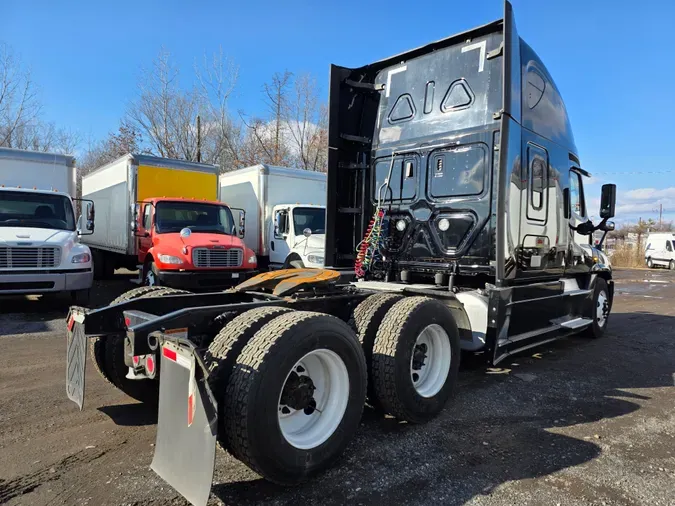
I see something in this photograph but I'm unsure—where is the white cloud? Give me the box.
[624,187,675,200]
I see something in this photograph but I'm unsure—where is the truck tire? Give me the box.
[205,306,293,450]
[92,249,103,280]
[143,259,161,286]
[90,286,174,385]
[349,293,403,408]
[371,297,460,423]
[97,287,190,402]
[283,255,305,269]
[582,278,610,338]
[647,257,654,269]
[223,311,367,484]
[71,289,91,307]
[102,253,115,280]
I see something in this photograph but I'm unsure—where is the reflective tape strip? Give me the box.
[162,343,197,427]
[162,346,177,362]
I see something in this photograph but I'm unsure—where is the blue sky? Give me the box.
[3,0,674,224]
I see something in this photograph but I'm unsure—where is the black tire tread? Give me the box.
[205,306,293,450]
[100,287,189,402]
[223,311,365,480]
[350,293,403,406]
[90,286,172,384]
[372,296,458,422]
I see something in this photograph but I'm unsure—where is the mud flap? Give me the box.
[151,342,217,506]
[66,312,87,410]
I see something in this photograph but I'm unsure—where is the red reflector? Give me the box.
[132,355,140,366]
[67,316,75,331]
[163,347,177,362]
[188,393,195,427]
[146,355,155,374]
[124,317,131,327]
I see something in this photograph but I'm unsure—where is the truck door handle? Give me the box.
[271,242,275,251]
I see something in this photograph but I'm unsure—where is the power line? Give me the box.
[592,169,675,176]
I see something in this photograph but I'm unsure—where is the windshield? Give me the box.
[154,201,235,235]
[0,190,75,231]
[293,207,325,236]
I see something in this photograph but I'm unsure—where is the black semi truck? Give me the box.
[66,3,616,505]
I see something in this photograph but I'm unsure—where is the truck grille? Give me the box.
[0,247,61,268]
[192,248,242,268]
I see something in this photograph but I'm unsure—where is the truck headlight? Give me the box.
[247,253,257,264]
[307,254,324,265]
[158,254,183,265]
[71,253,91,263]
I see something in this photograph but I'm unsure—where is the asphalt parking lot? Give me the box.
[1,269,674,506]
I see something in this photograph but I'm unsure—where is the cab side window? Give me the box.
[143,204,152,230]
[667,241,673,253]
[569,171,585,217]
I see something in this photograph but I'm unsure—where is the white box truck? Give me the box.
[219,165,326,269]
[0,147,94,302]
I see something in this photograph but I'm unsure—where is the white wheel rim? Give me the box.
[597,290,608,327]
[146,269,156,286]
[278,349,350,450]
[410,324,452,398]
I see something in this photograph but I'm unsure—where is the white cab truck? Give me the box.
[219,165,326,269]
[0,147,94,302]
[645,232,675,269]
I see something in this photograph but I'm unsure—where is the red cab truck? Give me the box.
[82,154,257,289]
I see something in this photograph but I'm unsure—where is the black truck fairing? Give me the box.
[325,2,583,285]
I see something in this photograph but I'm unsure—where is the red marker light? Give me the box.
[146,355,155,374]
[132,355,140,366]
[124,317,131,327]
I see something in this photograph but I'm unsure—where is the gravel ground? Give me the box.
[0,269,673,506]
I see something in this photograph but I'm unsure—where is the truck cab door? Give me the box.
[666,239,674,263]
[269,206,291,267]
[138,203,154,263]
[567,169,591,273]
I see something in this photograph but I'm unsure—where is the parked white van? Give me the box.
[645,233,675,269]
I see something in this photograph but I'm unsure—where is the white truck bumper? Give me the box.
[0,269,93,295]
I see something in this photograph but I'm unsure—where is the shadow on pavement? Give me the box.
[0,272,136,336]
[98,402,158,427]
[211,310,675,505]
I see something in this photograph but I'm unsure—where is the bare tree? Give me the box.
[0,43,41,148]
[127,49,202,161]
[195,48,242,171]
[285,73,327,171]
[79,122,144,174]
[263,71,292,166]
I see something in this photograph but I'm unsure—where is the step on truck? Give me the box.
[66,3,617,505]
[0,147,95,302]
[219,164,327,269]
[81,153,258,289]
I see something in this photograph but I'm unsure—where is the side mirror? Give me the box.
[600,184,616,219]
[603,220,615,232]
[80,201,95,234]
[303,228,312,238]
[238,211,246,239]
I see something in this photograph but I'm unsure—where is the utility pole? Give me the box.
[659,203,663,228]
[197,115,202,163]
